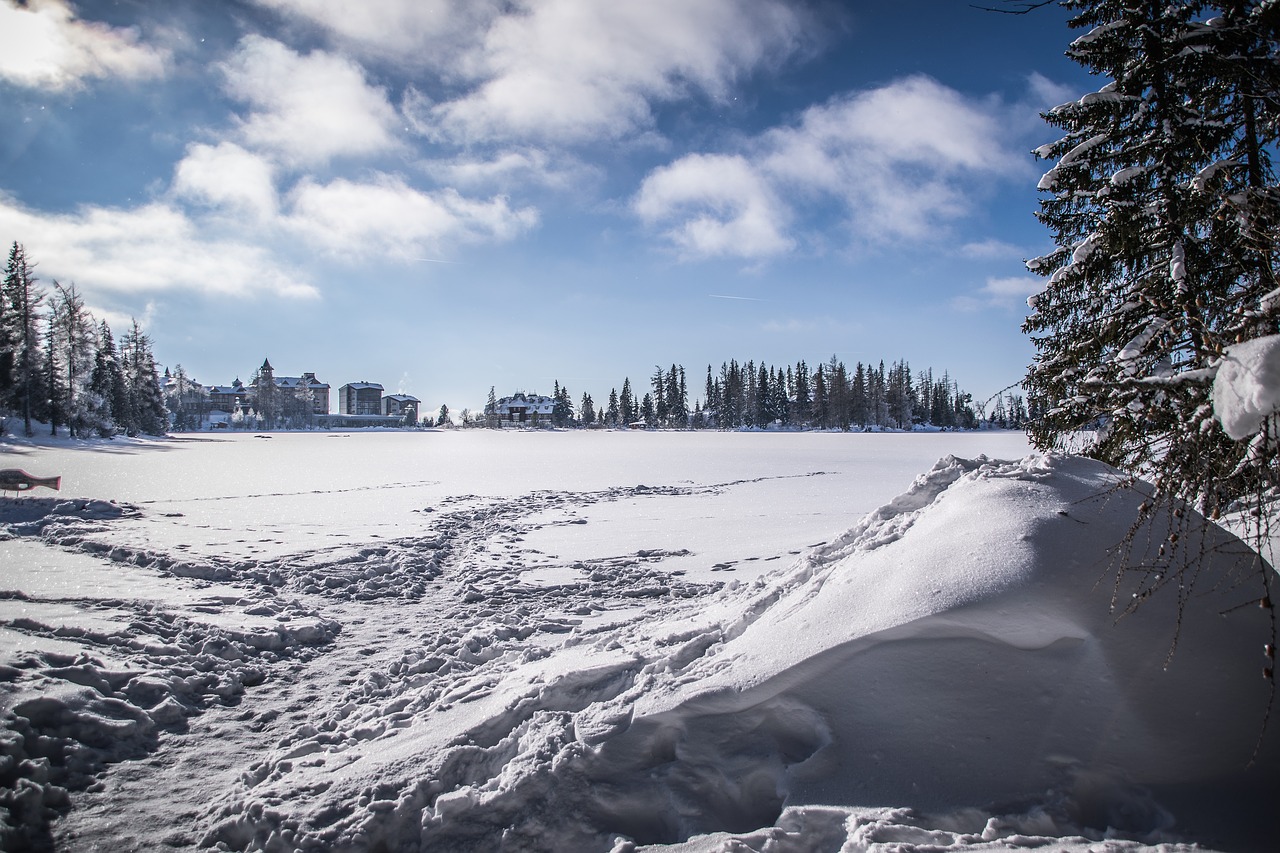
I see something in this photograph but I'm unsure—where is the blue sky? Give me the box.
[0,0,1093,415]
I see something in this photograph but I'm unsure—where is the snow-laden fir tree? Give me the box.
[121,319,168,435]
[88,321,127,436]
[3,242,44,436]
[50,281,97,438]
[1026,0,1280,615]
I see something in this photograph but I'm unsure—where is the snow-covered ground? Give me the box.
[1,430,1276,852]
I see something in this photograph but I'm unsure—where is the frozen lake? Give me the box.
[25,429,1276,853]
[1,429,1033,577]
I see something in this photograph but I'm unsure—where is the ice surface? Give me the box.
[2,430,1276,852]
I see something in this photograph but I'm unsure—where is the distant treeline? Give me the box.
[487,358,1026,431]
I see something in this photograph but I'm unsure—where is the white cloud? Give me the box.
[633,153,792,260]
[1026,71,1079,113]
[411,0,811,143]
[284,174,539,260]
[761,75,1018,244]
[251,0,497,67]
[959,238,1023,260]
[172,142,278,220]
[0,193,316,300]
[219,35,401,166]
[0,0,168,91]
[421,147,594,191]
[637,75,1023,259]
[952,275,1042,312]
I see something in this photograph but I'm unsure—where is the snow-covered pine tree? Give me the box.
[88,321,126,436]
[619,378,635,426]
[51,281,97,437]
[121,319,167,435]
[640,392,656,427]
[606,388,620,427]
[42,314,61,435]
[485,386,499,429]
[3,242,44,436]
[1026,0,1279,528]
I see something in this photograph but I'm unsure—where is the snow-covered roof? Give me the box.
[383,394,420,403]
[343,382,384,391]
[276,375,330,390]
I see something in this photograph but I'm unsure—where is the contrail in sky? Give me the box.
[708,294,765,301]
[412,257,463,264]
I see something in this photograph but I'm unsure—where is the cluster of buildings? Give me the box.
[173,360,422,429]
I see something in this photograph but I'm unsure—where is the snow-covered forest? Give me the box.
[0,243,169,440]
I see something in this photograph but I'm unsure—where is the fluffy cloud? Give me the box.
[634,154,791,260]
[952,275,1043,312]
[284,175,539,259]
[0,0,168,91]
[0,193,315,299]
[408,0,811,143]
[173,142,278,220]
[762,75,1017,242]
[421,147,595,192]
[636,75,1025,259]
[219,35,401,166]
[250,0,496,67]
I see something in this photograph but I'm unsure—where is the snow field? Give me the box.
[1,430,1276,852]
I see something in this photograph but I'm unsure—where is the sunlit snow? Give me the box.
[1,430,1277,853]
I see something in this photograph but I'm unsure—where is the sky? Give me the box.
[0,0,1096,416]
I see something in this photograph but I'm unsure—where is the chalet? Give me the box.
[382,394,420,419]
[208,379,250,414]
[340,382,384,416]
[495,392,555,426]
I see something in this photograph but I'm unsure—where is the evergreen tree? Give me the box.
[50,281,97,437]
[606,388,620,427]
[3,242,44,436]
[640,392,656,427]
[1026,0,1280,524]
[552,381,573,427]
[667,364,688,427]
[792,361,811,426]
[619,377,636,425]
[88,322,126,436]
[580,392,595,425]
[651,367,668,426]
[121,319,167,435]
[485,386,499,429]
[42,314,61,435]
[812,365,829,429]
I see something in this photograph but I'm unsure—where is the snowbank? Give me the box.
[1213,333,1280,440]
[203,454,1278,852]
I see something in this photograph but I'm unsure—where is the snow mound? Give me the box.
[208,454,1279,853]
[1213,333,1280,440]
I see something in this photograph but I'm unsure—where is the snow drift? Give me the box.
[198,454,1279,852]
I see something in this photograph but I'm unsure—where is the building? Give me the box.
[495,392,556,427]
[208,379,250,414]
[276,372,330,415]
[339,382,385,416]
[208,371,330,416]
[382,394,420,419]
